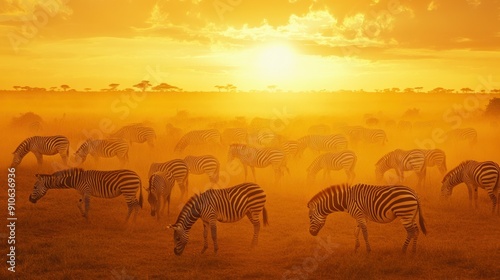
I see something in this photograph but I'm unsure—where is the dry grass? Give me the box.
[1,91,499,279]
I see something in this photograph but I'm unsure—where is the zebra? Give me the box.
[297,134,348,156]
[247,130,285,148]
[29,168,143,221]
[174,129,222,153]
[147,171,176,220]
[111,124,156,148]
[342,126,387,146]
[308,184,427,253]
[167,182,268,255]
[11,135,69,168]
[148,159,189,198]
[227,143,288,184]
[375,149,426,188]
[307,150,357,184]
[221,127,248,146]
[445,127,478,147]
[74,138,129,167]
[420,149,447,176]
[441,160,499,214]
[280,140,301,159]
[183,155,220,186]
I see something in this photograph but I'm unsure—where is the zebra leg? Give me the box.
[465,183,474,208]
[473,187,479,210]
[250,166,257,182]
[201,221,209,254]
[79,194,91,219]
[354,226,361,252]
[60,149,68,165]
[402,222,419,253]
[210,221,219,254]
[125,198,140,222]
[488,193,496,214]
[356,220,371,253]
[34,152,43,167]
[246,211,261,247]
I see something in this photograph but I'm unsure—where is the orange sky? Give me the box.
[0,0,499,92]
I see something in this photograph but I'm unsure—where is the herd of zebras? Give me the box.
[10,122,499,255]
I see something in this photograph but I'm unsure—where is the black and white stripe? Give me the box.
[167,182,268,255]
[420,149,447,176]
[308,184,426,253]
[11,135,69,168]
[441,160,499,214]
[74,138,129,166]
[297,134,348,155]
[221,127,248,146]
[375,149,426,187]
[307,150,357,184]
[111,123,156,148]
[227,143,288,184]
[148,159,189,198]
[445,128,478,146]
[174,129,222,153]
[29,168,143,221]
[147,171,176,220]
[183,155,220,185]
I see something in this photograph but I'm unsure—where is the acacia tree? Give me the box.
[61,84,70,91]
[461,87,473,94]
[414,87,423,93]
[215,85,225,92]
[133,80,151,92]
[108,83,120,91]
[226,84,237,92]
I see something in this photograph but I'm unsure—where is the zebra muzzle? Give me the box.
[29,196,37,204]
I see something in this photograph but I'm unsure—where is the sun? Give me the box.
[254,43,298,82]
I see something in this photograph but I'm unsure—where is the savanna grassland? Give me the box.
[1,91,499,280]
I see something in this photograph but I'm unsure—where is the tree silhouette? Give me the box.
[461,87,473,94]
[392,87,400,93]
[13,86,21,91]
[404,88,415,93]
[49,86,57,91]
[226,84,236,92]
[61,85,70,91]
[267,85,277,92]
[152,83,179,92]
[414,87,423,93]
[133,80,151,92]
[84,88,92,92]
[108,83,120,91]
[215,85,225,92]
[430,87,446,94]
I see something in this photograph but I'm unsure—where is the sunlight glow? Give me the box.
[254,43,297,82]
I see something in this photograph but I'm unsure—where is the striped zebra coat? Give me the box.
[111,124,156,148]
[183,155,220,185]
[375,149,426,188]
[445,128,478,147]
[148,159,189,198]
[441,160,500,214]
[308,184,426,253]
[74,138,129,166]
[307,150,357,184]
[30,168,143,221]
[227,143,288,184]
[147,171,176,220]
[11,135,69,168]
[297,134,348,156]
[167,182,268,255]
[174,129,222,153]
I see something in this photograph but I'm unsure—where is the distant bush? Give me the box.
[485,98,500,117]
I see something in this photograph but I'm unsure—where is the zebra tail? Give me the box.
[262,207,269,226]
[418,204,427,235]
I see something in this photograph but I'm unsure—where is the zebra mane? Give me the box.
[175,193,201,225]
[12,137,33,154]
[307,184,349,207]
[375,152,390,166]
[51,168,84,178]
[442,160,472,182]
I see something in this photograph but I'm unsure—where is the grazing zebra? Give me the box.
[445,127,478,147]
[183,155,220,186]
[11,135,69,168]
[29,168,143,221]
[281,140,301,159]
[308,184,426,253]
[420,149,447,176]
[148,159,189,198]
[147,171,176,220]
[227,143,288,184]
[343,126,387,146]
[221,127,248,146]
[167,182,268,255]
[74,138,129,166]
[307,150,357,184]
[441,160,499,214]
[174,129,222,153]
[247,130,285,148]
[297,134,348,155]
[375,149,426,188]
[111,124,156,148]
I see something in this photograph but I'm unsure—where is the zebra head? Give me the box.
[440,175,453,198]
[74,140,90,164]
[147,172,174,217]
[30,174,52,203]
[168,194,202,256]
[11,153,22,168]
[168,223,189,256]
[307,201,327,236]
